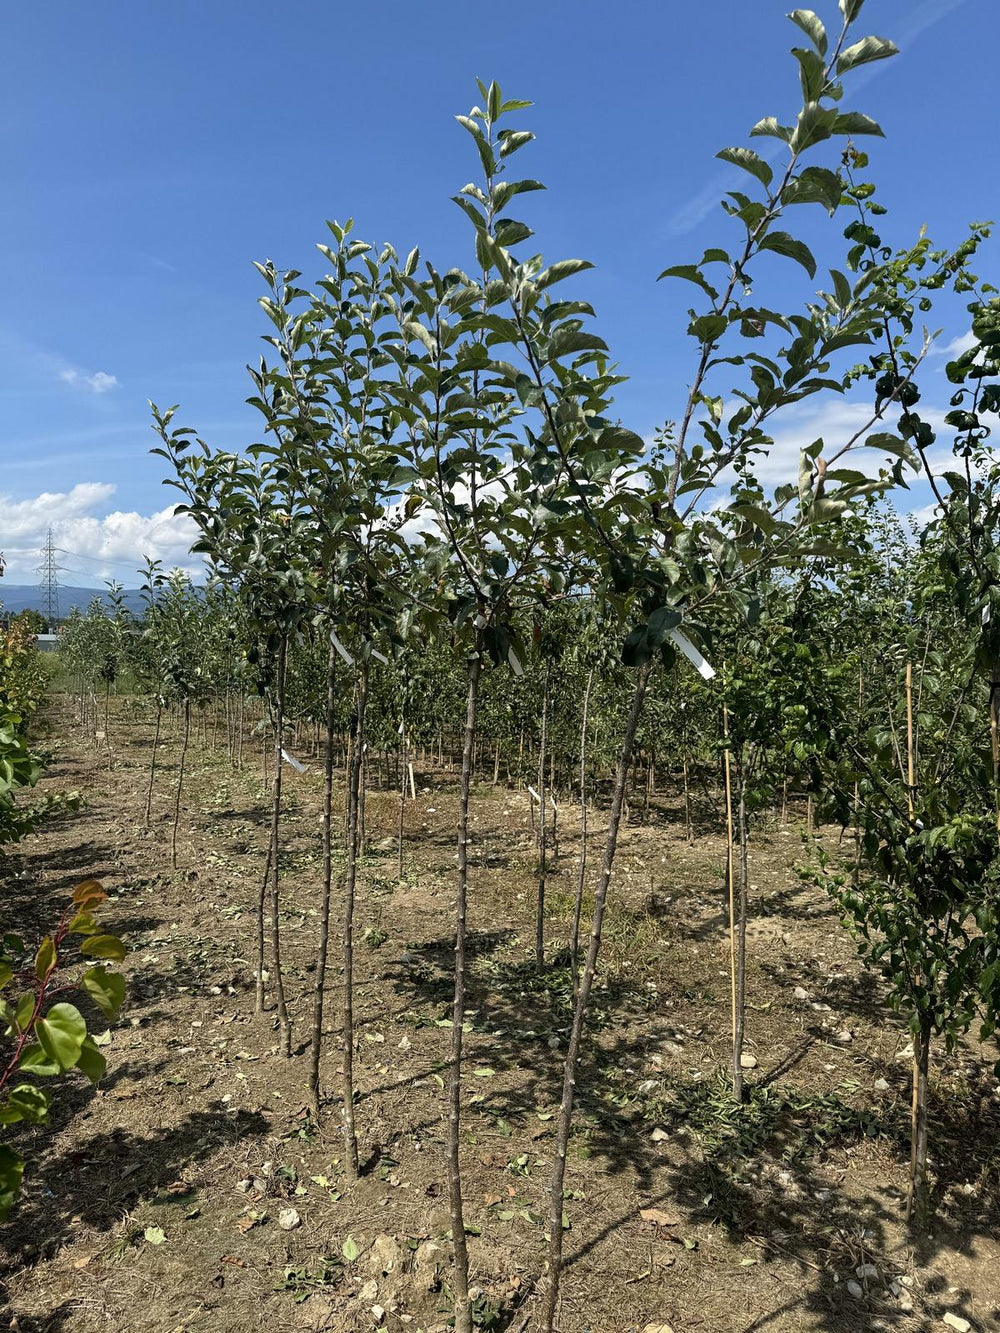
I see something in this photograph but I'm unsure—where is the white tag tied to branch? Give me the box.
[669,628,716,680]
[329,629,355,666]
[281,749,306,774]
[473,613,487,629]
[369,646,389,664]
[508,647,524,676]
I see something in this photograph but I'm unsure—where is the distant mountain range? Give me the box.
[0,584,147,617]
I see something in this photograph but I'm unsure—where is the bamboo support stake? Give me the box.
[723,701,738,1090]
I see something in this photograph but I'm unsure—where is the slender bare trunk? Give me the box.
[309,642,338,1110]
[542,665,650,1332]
[340,659,369,1182]
[448,644,483,1333]
[269,637,292,1056]
[255,839,272,1014]
[170,699,190,870]
[144,704,161,828]
[570,667,594,996]
[535,664,549,967]
[682,755,693,843]
[906,1015,932,1222]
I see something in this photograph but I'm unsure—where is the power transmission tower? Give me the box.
[38,527,61,626]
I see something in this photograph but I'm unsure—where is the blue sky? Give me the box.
[0,0,995,585]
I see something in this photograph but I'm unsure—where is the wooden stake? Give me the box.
[723,701,738,1091]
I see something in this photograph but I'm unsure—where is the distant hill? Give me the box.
[0,584,147,618]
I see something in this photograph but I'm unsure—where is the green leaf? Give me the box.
[68,911,99,935]
[535,259,593,291]
[839,0,866,21]
[831,111,885,138]
[80,934,126,963]
[866,432,915,462]
[657,264,719,302]
[342,1235,360,1262]
[0,1145,24,1221]
[76,1036,107,1084]
[82,966,125,1021]
[35,1002,87,1071]
[716,147,772,189]
[837,35,898,74]
[0,962,12,989]
[788,9,828,56]
[144,1226,166,1246]
[0,1084,49,1125]
[34,936,56,981]
[750,117,793,143]
[646,607,681,648]
[792,47,827,102]
[758,232,817,279]
[16,1043,60,1076]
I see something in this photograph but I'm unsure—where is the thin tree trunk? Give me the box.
[170,699,190,870]
[340,660,369,1182]
[535,664,549,967]
[144,704,161,828]
[542,664,650,1332]
[448,644,483,1333]
[570,667,594,996]
[309,642,338,1110]
[269,637,292,1056]
[105,680,112,769]
[397,723,407,881]
[255,839,272,1014]
[906,1016,932,1222]
[682,755,693,843]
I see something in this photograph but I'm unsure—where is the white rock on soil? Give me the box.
[874,1078,891,1092]
[835,1029,853,1044]
[847,1280,864,1298]
[942,1315,972,1332]
[650,1127,669,1142]
[740,1053,758,1069]
[792,986,811,1001]
[277,1208,301,1231]
[856,1263,878,1280]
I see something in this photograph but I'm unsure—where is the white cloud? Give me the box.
[0,483,199,584]
[932,330,976,359]
[59,368,120,394]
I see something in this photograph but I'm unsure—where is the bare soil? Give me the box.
[2,700,999,1333]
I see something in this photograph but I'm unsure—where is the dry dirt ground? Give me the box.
[2,699,1000,1333]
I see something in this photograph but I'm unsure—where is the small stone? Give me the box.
[371,1306,386,1325]
[942,1316,972,1332]
[834,1029,853,1044]
[638,1079,659,1095]
[847,1280,864,1298]
[896,1043,915,1063]
[856,1264,878,1280]
[359,1280,379,1302]
[643,1325,675,1333]
[810,1002,832,1012]
[740,1053,758,1070]
[792,986,810,1001]
[277,1208,301,1231]
[397,1035,411,1051]
[650,1127,669,1142]
[874,1078,891,1092]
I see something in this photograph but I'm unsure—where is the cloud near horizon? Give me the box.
[0,482,199,584]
